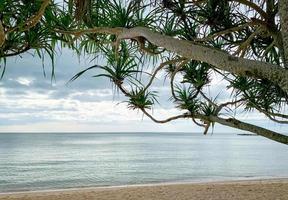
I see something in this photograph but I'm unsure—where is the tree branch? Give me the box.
[233,27,264,57]
[194,22,257,42]
[0,21,5,47]
[8,0,51,33]
[216,98,246,114]
[143,58,185,92]
[140,108,288,145]
[59,26,288,92]
[118,27,288,93]
[55,27,124,37]
[0,45,30,58]
[279,0,288,67]
[170,60,189,101]
[208,115,288,145]
[263,112,288,124]
[266,111,288,119]
[141,108,190,123]
[229,0,268,20]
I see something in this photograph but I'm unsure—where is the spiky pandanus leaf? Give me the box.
[174,85,201,114]
[127,88,158,110]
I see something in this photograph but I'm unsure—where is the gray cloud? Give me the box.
[0,48,285,133]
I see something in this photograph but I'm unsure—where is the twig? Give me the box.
[143,58,185,92]
[170,60,189,101]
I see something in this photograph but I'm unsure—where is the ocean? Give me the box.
[0,132,287,192]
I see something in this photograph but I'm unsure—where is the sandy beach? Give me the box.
[0,179,288,200]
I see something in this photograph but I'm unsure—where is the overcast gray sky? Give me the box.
[0,48,286,134]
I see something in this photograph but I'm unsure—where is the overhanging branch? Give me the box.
[140,108,288,145]
[56,26,288,93]
[208,115,288,145]
[118,27,288,93]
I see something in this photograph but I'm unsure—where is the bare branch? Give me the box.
[229,0,268,20]
[208,115,288,145]
[8,0,51,33]
[143,58,185,92]
[0,46,31,58]
[216,98,246,114]
[233,28,264,57]
[55,27,124,37]
[194,22,257,42]
[140,108,288,144]
[118,27,288,93]
[56,26,288,92]
[264,112,288,124]
[199,91,218,108]
[170,60,189,101]
[267,112,288,119]
[141,108,190,123]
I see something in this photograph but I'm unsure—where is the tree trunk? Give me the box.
[279,0,288,67]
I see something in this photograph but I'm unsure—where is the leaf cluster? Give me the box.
[127,88,158,110]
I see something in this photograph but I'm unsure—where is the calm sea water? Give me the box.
[0,132,288,192]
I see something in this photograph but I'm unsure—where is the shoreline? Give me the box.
[1,176,288,194]
[1,178,288,200]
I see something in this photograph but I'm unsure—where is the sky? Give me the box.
[0,48,287,134]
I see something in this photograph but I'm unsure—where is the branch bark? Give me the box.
[279,0,288,67]
[207,116,288,145]
[59,26,288,92]
[141,108,288,145]
[0,21,5,47]
[118,27,288,93]
[60,26,288,144]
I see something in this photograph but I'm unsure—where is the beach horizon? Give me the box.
[1,178,288,200]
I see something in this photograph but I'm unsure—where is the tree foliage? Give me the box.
[1,0,288,144]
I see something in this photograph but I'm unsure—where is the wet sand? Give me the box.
[1,179,288,200]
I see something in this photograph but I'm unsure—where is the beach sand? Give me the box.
[0,179,288,200]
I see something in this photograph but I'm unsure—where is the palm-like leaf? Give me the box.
[127,88,158,110]
[182,61,210,90]
[174,85,201,114]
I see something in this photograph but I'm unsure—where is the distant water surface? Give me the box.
[0,132,287,192]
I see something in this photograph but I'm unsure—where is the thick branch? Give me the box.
[279,0,288,67]
[208,116,288,145]
[60,26,288,92]
[55,27,124,37]
[118,27,288,93]
[140,107,288,144]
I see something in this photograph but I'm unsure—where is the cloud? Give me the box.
[0,48,286,134]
